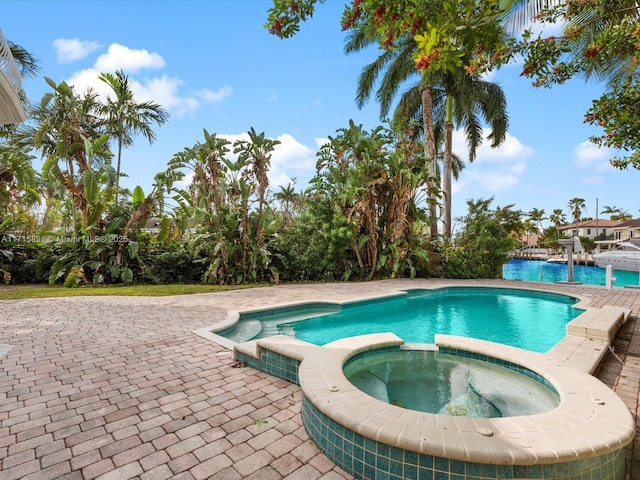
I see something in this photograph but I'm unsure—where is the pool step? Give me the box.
[566,306,631,342]
[549,305,631,373]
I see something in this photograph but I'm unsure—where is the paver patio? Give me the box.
[1,279,639,480]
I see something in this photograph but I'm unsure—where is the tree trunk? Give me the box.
[421,84,438,240]
[114,134,123,208]
[443,95,454,239]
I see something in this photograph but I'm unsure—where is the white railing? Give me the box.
[0,29,22,94]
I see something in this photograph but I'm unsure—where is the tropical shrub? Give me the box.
[440,197,518,278]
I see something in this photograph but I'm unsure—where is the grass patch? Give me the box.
[0,283,262,301]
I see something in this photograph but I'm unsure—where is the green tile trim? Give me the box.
[302,393,626,480]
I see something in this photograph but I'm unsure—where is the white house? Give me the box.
[610,218,640,241]
[559,219,621,239]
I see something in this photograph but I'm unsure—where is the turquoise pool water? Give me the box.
[503,259,640,287]
[223,287,582,352]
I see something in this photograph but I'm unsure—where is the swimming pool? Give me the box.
[503,259,640,287]
[219,287,582,352]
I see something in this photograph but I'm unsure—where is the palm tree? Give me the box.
[345,27,508,240]
[601,204,634,222]
[37,170,68,231]
[274,182,301,227]
[168,129,231,220]
[549,208,566,236]
[528,207,546,233]
[613,209,632,222]
[568,197,586,224]
[439,71,508,238]
[98,69,169,207]
[522,219,537,246]
[7,40,39,79]
[346,31,440,239]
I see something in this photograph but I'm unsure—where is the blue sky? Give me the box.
[4,1,638,229]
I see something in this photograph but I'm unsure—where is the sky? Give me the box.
[4,0,638,231]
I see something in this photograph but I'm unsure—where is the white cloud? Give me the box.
[457,163,527,192]
[60,42,232,117]
[94,43,165,73]
[66,68,108,95]
[451,128,532,195]
[573,141,611,172]
[53,38,101,63]
[453,129,534,163]
[196,87,233,103]
[314,137,329,148]
[134,75,197,114]
[270,134,316,186]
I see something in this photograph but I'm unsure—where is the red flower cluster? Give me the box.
[583,46,599,58]
[269,17,284,34]
[342,0,363,30]
[520,63,536,76]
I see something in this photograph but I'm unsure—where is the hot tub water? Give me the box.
[344,349,559,417]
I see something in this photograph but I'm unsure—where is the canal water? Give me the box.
[503,259,640,288]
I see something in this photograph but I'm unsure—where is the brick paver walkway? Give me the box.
[1,279,639,480]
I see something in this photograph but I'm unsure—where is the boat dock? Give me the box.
[513,249,596,266]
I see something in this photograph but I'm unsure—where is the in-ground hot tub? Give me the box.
[343,348,560,418]
[299,333,635,480]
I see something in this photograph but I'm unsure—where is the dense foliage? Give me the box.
[439,198,519,278]
[6,0,635,287]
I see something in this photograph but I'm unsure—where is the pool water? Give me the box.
[344,350,560,417]
[226,288,582,352]
[503,259,640,287]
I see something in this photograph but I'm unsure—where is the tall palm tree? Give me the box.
[346,31,441,239]
[602,206,632,222]
[600,205,622,220]
[568,197,586,224]
[345,28,508,240]
[549,208,566,236]
[615,209,633,222]
[528,207,546,233]
[98,69,169,207]
[439,71,508,238]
